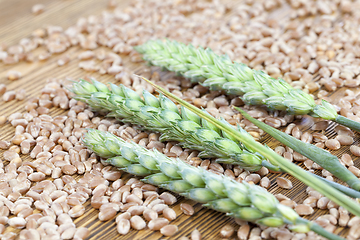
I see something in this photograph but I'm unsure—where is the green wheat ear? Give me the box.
[83,129,345,240]
[70,79,272,171]
[136,39,360,133]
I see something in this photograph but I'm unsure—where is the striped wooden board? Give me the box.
[0,0,357,239]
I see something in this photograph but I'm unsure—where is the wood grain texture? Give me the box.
[0,0,357,239]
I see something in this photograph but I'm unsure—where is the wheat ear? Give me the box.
[83,129,344,240]
[71,79,269,171]
[135,39,360,133]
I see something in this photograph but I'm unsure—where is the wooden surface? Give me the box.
[0,0,357,239]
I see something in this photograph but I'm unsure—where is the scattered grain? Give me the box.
[350,145,360,156]
[185,228,200,240]
[32,4,45,15]
[127,205,145,216]
[295,204,314,215]
[3,91,16,102]
[260,177,270,189]
[317,197,330,209]
[161,224,178,237]
[336,135,353,145]
[7,70,21,81]
[8,217,26,228]
[220,224,234,238]
[98,206,117,221]
[325,139,341,150]
[68,205,85,218]
[0,84,6,96]
[163,207,176,221]
[276,177,293,189]
[15,89,26,101]
[130,215,146,230]
[349,166,360,177]
[57,55,70,66]
[148,218,169,231]
[117,219,130,235]
[180,203,194,216]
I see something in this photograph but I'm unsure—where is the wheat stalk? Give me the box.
[135,39,360,132]
[83,129,344,240]
[234,107,360,192]
[71,79,269,171]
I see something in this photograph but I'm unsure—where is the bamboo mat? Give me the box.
[0,0,358,239]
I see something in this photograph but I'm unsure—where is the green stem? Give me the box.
[296,218,344,240]
[141,76,360,217]
[312,174,360,199]
[261,160,281,172]
[261,161,360,198]
[238,131,360,217]
[236,107,360,191]
[335,115,360,133]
